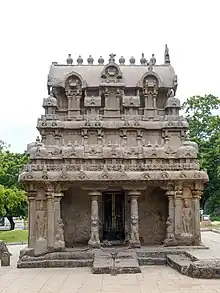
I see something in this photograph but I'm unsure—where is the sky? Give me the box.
[0,0,220,153]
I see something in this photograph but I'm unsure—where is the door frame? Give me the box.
[102,191,125,241]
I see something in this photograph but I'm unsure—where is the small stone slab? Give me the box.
[92,250,141,274]
[188,259,220,279]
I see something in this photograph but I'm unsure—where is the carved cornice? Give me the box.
[27,144,198,160]
[19,169,208,183]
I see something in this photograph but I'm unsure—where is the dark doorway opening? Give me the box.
[103,192,125,241]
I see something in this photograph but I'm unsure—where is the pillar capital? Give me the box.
[28,191,36,200]
[192,189,202,199]
[166,190,175,197]
[54,192,64,198]
[128,190,141,198]
[88,190,102,197]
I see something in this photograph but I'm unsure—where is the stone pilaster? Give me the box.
[192,189,202,245]
[54,192,65,249]
[164,190,177,246]
[128,190,141,248]
[88,191,101,248]
[46,190,54,249]
[28,191,36,248]
[174,185,183,237]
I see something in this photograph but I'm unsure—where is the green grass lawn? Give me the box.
[0,229,28,243]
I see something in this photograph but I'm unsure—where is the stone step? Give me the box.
[167,253,220,278]
[17,258,93,268]
[92,250,141,274]
[138,257,166,265]
[166,253,192,275]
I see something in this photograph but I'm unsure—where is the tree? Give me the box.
[183,94,220,213]
[0,141,28,230]
[0,185,27,230]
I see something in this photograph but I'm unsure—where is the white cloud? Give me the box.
[0,0,219,152]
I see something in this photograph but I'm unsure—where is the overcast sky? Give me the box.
[0,0,219,153]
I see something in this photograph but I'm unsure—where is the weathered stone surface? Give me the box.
[18,48,208,266]
[92,249,141,274]
[0,240,11,266]
[187,259,220,279]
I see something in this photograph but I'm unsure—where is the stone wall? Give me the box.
[139,187,168,245]
[61,187,90,247]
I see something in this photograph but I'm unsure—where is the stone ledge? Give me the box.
[167,253,220,279]
[17,259,93,268]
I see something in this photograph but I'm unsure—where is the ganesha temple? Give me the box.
[18,46,208,270]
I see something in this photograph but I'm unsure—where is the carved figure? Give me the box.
[0,241,11,258]
[54,219,65,248]
[130,216,139,243]
[36,213,46,239]
[166,216,174,239]
[182,199,192,235]
[88,216,100,247]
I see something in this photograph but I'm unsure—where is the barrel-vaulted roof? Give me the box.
[48,63,177,89]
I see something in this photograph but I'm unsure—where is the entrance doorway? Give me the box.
[103,192,125,241]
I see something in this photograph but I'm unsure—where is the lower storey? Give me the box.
[27,183,202,255]
[61,187,168,246]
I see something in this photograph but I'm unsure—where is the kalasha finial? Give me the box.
[119,56,125,65]
[98,56,104,64]
[109,53,116,63]
[140,53,147,65]
[66,54,73,65]
[129,56,135,65]
[77,55,83,65]
[150,54,156,65]
[164,44,170,64]
[36,136,40,143]
[87,55,94,65]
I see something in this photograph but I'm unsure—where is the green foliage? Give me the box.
[0,229,28,243]
[0,185,27,218]
[0,141,28,229]
[210,215,220,222]
[0,146,28,188]
[183,94,220,213]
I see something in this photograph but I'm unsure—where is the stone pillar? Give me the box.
[88,191,101,248]
[128,190,141,248]
[192,189,202,245]
[54,192,65,249]
[164,190,177,246]
[28,192,36,248]
[46,191,54,249]
[174,185,183,237]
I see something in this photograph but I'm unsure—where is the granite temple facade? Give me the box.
[19,46,208,255]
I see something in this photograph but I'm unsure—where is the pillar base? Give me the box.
[163,237,177,247]
[54,240,65,250]
[129,240,141,248]
[88,239,100,249]
[35,238,47,255]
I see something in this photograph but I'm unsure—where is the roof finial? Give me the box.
[77,55,83,65]
[98,56,104,64]
[87,55,94,65]
[109,53,116,63]
[164,44,170,64]
[66,54,73,65]
[129,56,135,65]
[140,53,147,65]
[150,54,156,65]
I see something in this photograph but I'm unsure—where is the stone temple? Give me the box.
[18,46,208,267]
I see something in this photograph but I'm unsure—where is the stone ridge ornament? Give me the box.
[18,46,208,266]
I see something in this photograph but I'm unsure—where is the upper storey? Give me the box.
[47,45,177,92]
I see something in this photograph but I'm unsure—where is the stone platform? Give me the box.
[16,232,220,278]
[92,249,141,274]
